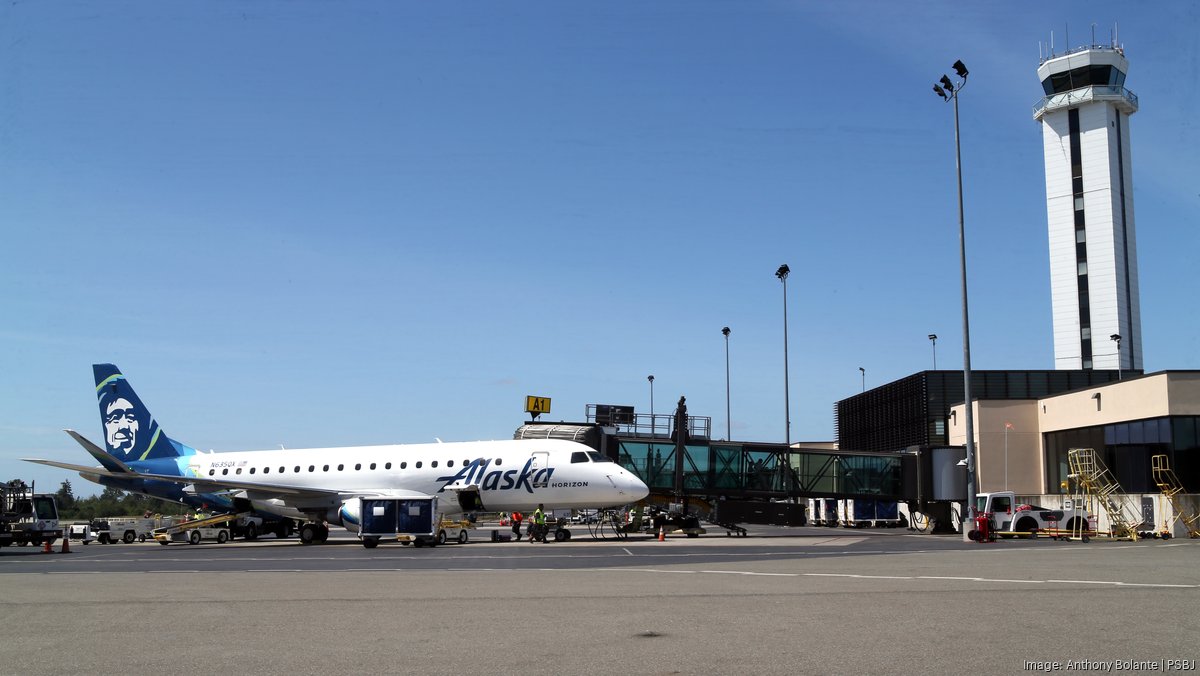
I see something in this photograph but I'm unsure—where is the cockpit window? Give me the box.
[587,451,612,463]
[571,451,589,464]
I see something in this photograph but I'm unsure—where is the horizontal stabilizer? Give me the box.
[65,429,130,473]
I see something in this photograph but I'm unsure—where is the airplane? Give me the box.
[24,364,650,545]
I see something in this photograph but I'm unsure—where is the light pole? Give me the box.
[928,334,938,370]
[1005,422,1013,491]
[859,367,865,393]
[722,326,731,441]
[647,375,655,435]
[1111,334,1122,380]
[775,264,791,448]
[934,59,977,542]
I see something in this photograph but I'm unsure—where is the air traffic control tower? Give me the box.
[1034,41,1142,372]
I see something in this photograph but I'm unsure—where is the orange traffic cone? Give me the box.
[42,539,53,554]
[657,526,665,542]
[61,536,71,554]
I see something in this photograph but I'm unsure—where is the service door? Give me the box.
[530,451,550,488]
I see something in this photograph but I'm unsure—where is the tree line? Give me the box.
[53,479,190,521]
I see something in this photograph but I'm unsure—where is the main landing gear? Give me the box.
[299,522,330,545]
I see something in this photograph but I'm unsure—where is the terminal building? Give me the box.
[833,40,1197,535]
[523,40,1198,537]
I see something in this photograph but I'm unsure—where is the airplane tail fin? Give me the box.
[93,364,188,462]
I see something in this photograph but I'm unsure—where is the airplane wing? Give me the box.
[22,457,366,508]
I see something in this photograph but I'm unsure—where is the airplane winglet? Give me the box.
[64,429,131,473]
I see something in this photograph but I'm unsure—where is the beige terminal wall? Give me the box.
[949,399,1043,495]
[949,372,1200,498]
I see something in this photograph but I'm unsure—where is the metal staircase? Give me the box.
[1151,454,1200,538]
[1067,448,1140,541]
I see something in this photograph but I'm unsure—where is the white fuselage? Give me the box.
[179,438,647,530]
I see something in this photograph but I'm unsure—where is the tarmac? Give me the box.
[1,525,1196,675]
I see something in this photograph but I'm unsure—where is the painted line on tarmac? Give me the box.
[804,573,916,580]
[700,570,798,577]
[1046,579,1198,588]
[617,568,1197,589]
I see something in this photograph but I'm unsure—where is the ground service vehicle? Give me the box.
[153,512,241,545]
[0,480,62,547]
[94,516,164,543]
[975,491,1091,537]
[228,515,295,540]
[68,523,96,544]
[437,518,471,545]
[358,497,438,548]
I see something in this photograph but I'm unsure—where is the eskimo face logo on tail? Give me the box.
[437,458,554,494]
[104,398,140,456]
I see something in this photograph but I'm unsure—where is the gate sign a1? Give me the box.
[525,396,552,419]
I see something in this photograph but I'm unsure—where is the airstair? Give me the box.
[1151,454,1200,539]
[1067,448,1140,541]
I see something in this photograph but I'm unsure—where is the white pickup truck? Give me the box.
[977,491,1091,537]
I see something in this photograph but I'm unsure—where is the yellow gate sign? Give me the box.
[525,396,552,416]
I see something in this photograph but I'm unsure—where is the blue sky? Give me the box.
[2,2,1197,495]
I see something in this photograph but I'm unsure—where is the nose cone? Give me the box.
[627,471,650,501]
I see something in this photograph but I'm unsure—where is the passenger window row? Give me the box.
[207,457,503,477]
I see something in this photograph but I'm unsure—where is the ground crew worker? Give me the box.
[511,510,523,541]
[532,503,547,543]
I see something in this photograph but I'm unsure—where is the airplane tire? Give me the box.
[299,523,319,545]
[245,523,258,541]
[316,525,330,543]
